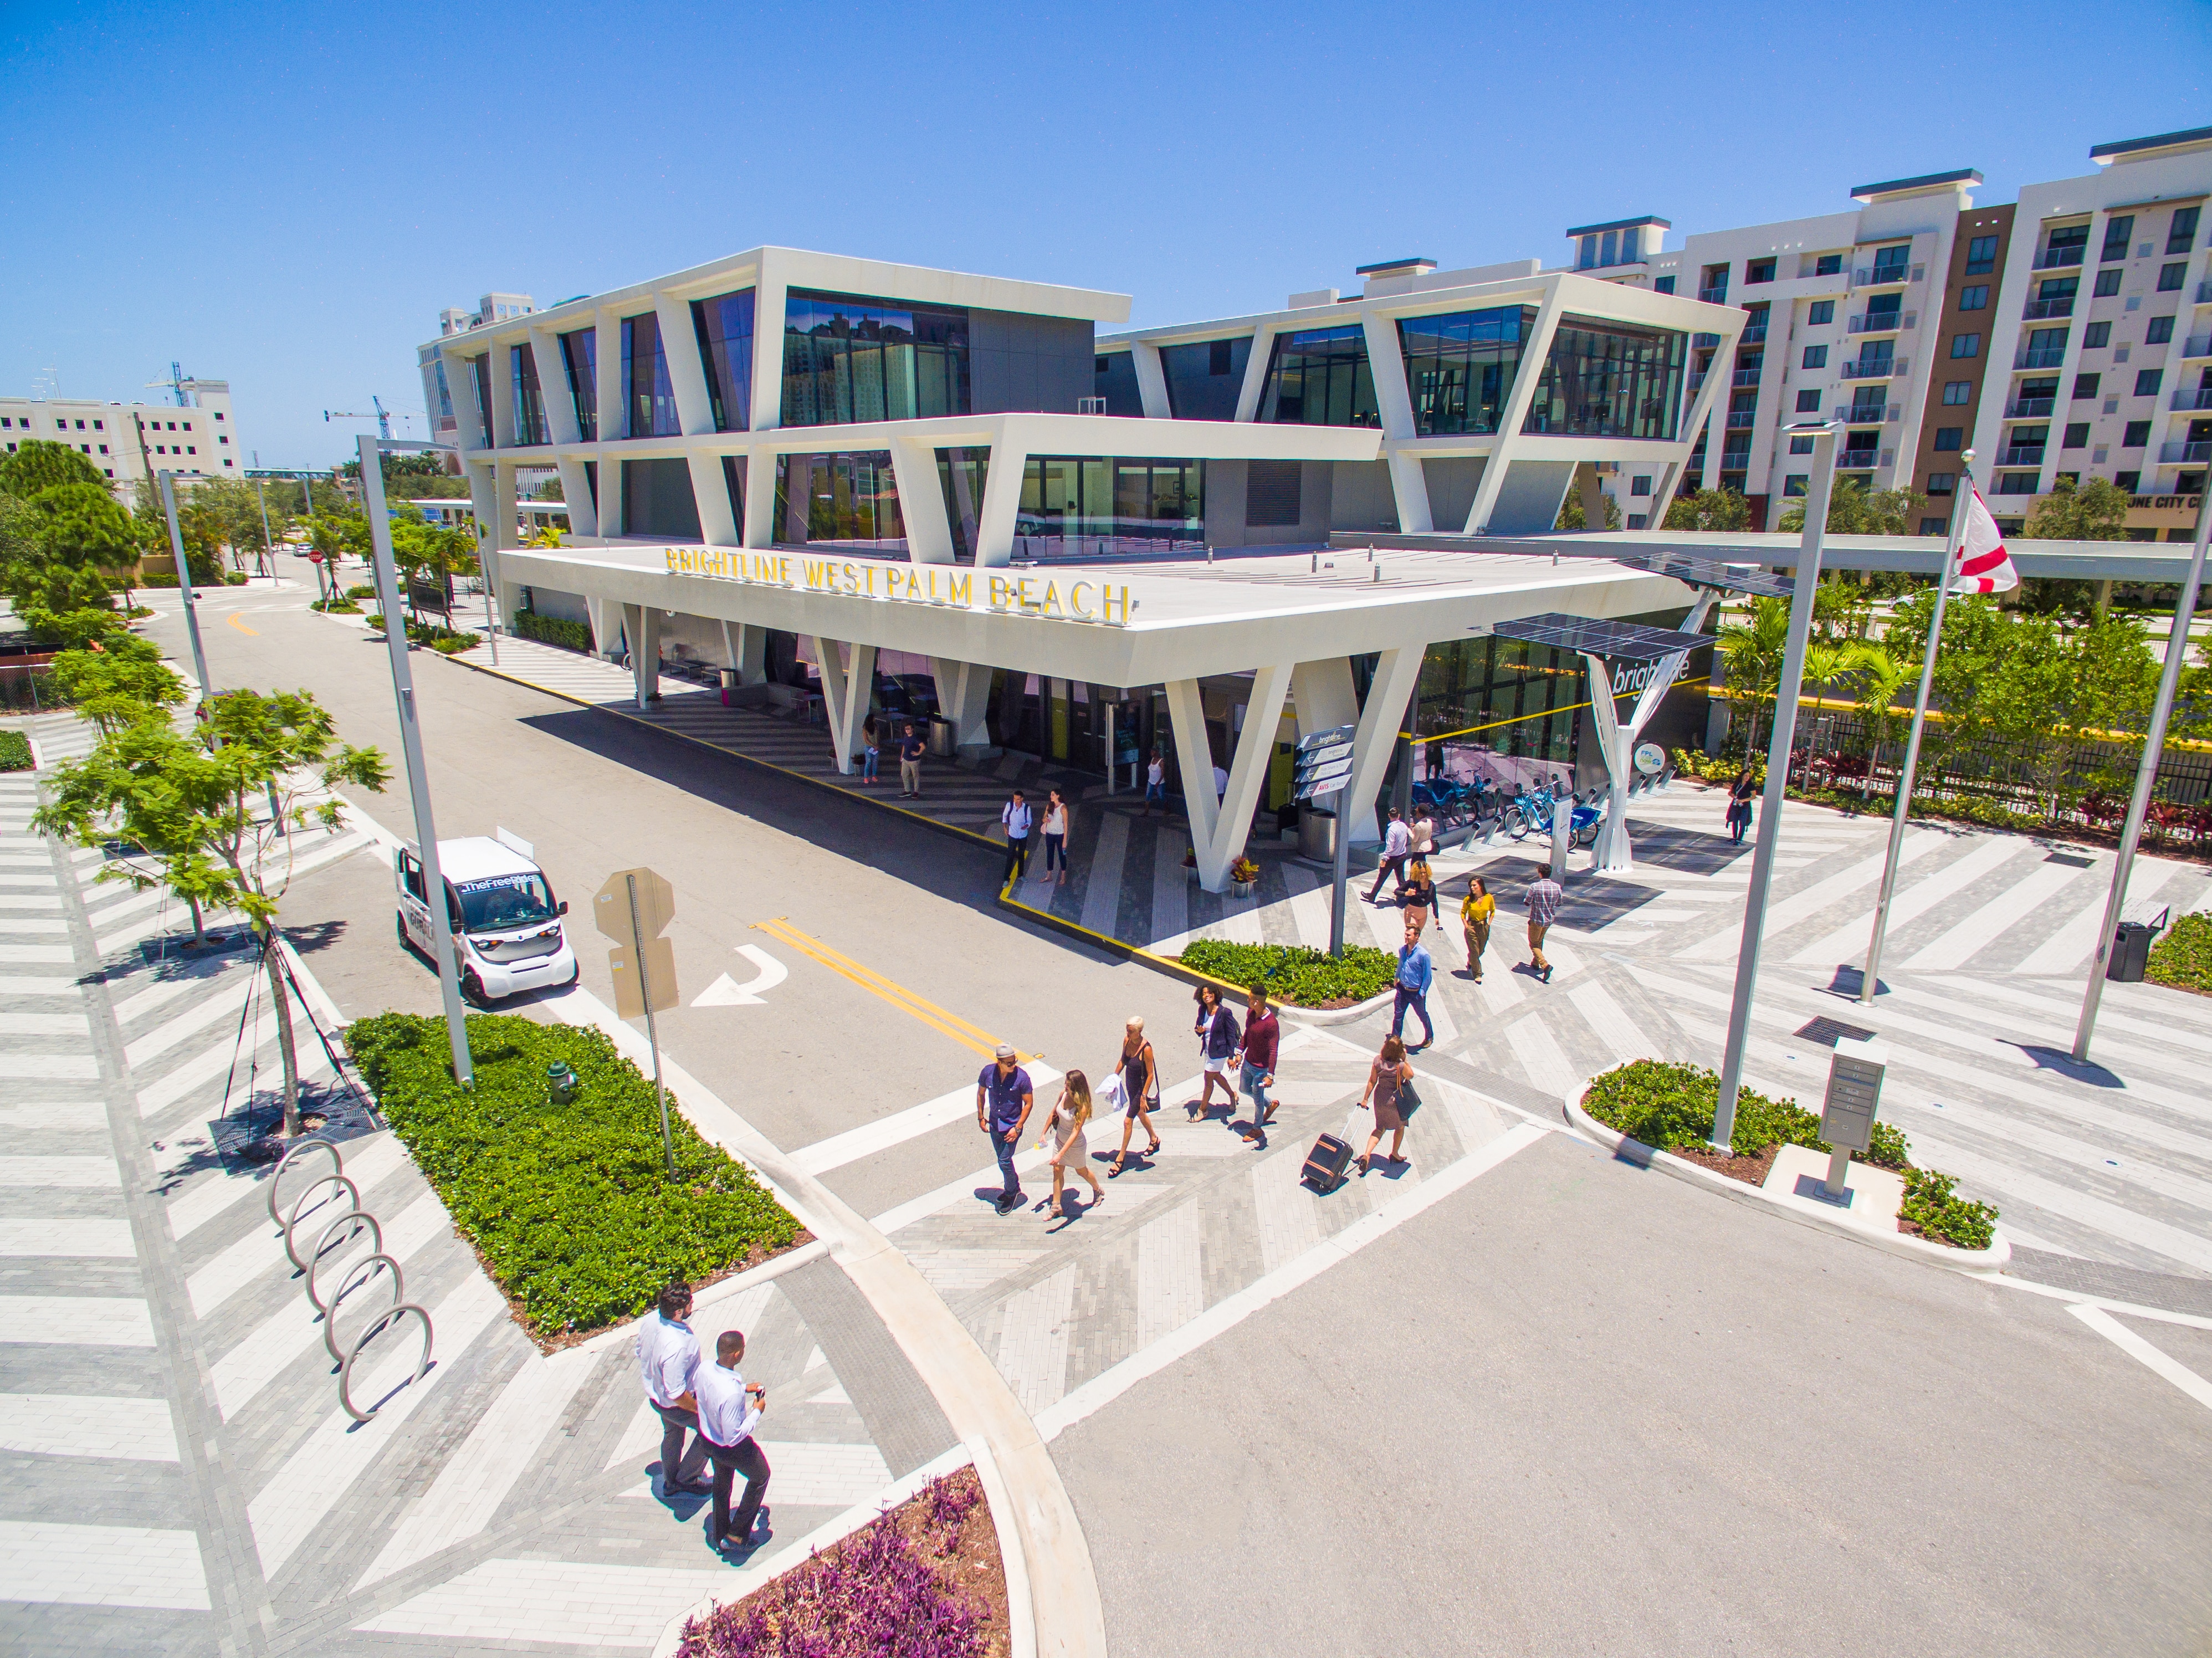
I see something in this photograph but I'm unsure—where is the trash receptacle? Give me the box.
[1299,805,1337,863]
[719,668,738,708]
[928,714,956,758]
[2107,919,2159,982]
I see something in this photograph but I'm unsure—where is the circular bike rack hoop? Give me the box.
[322,1250,404,1364]
[265,1135,342,1227]
[281,1173,361,1272]
[340,1301,433,1422]
[302,1210,386,1314]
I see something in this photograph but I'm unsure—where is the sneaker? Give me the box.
[995,1193,1023,1214]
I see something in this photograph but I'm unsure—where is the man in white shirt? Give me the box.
[1364,808,1413,904]
[635,1281,711,1496]
[694,1328,772,1552]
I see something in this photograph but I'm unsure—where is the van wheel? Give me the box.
[396,910,414,956]
[462,970,488,1007]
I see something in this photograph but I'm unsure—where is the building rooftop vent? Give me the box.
[1850,168,1981,201]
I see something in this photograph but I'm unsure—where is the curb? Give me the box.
[969,1436,1038,1658]
[1561,1091,2010,1273]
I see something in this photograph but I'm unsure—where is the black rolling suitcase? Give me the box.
[1301,1109,1362,1193]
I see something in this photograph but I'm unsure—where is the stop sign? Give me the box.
[307,552,324,563]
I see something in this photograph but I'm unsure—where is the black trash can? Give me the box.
[2107,920,2158,982]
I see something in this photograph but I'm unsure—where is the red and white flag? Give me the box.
[1949,486,2019,593]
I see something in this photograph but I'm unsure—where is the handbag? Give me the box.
[1396,1072,1423,1119]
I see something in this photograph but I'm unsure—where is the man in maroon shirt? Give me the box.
[1236,985,1281,1145]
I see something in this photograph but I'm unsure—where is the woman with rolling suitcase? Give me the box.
[1357,1035,1415,1174]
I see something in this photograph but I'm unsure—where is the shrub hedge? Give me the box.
[513,611,594,653]
[0,730,32,772]
[1177,939,1395,1006]
[2148,912,2212,995]
[345,1012,803,1337]
[1580,1058,1998,1249]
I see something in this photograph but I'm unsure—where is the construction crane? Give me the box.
[323,396,393,439]
[144,361,194,407]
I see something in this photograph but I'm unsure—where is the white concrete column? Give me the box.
[890,436,954,564]
[1196,663,1294,892]
[1384,451,1435,533]
[811,637,875,774]
[586,595,622,661]
[656,293,715,437]
[553,457,597,538]
[971,441,1026,567]
[594,311,623,442]
[439,348,481,454]
[688,452,738,546]
[1131,344,1171,419]
[1163,678,1220,856]
[747,266,788,433]
[1291,658,1359,738]
[743,451,776,548]
[624,604,661,707]
[1360,312,1417,441]
[1340,645,1425,846]
[532,329,580,446]
[720,620,767,684]
[598,455,626,540]
[928,658,995,748]
[1462,287,1568,534]
[1233,325,1279,423]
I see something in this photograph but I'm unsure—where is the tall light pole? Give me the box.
[1712,422,1837,1150]
[157,471,213,702]
[251,477,275,579]
[2074,492,2211,1061]
[357,434,474,1087]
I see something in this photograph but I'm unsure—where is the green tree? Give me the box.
[1662,488,1753,531]
[1714,596,1790,760]
[1775,477,1927,536]
[33,688,390,1137]
[48,637,186,736]
[2022,476,2131,542]
[0,439,106,498]
[1554,488,1622,530]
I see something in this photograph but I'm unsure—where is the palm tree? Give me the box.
[1799,640,1887,789]
[1714,597,1790,764]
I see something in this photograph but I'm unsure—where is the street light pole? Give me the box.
[1713,422,1838,1150]
[357,434,475,1087]
[2073,490,2212,1061]
[157,471,213,703]
[251,477,275,579]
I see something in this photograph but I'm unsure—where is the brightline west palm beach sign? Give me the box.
[662,546,1139,627]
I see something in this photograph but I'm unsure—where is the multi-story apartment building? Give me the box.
[1564,122,2209,539]
[425,294,539,453]
[0,378,243,499]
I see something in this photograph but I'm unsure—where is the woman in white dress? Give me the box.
[1044,1069,1105,1219]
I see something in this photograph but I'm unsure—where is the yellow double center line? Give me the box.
[752,918,1032,1062]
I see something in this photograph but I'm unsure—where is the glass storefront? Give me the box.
[1093,351,1143,415]
[781,290,968,427]
[773,451,905,550]
[622,313,680,438]
[1399,306,1535,436]
[559,329,597,442]
[1012,456,1204,556]
[1522,313,1687,439]
[1410,633,1584,790]
[1160,337,1250,421]
[691,289,755,432]
[510,342,548,446]
[1256,324,1380,427]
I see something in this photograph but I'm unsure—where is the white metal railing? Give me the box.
[2182,334,2212,359]
[2159,440,2212,464]
[1835,403,1888,424]
[1839,356,1904,378]
[1849,310,1913,333]
[2172,388,2212,411]
[2022,298,2076,320]
[2032,245,2086,270]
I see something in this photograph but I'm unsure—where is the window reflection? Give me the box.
[1014,455,1204,556]
[467,355,491,449]
[1523,314,1687,439]
[1398,306,1535,436]
[510,343,548,446]
[1160,338,1250,420]
[1257,326,1380,427]
[773,452,905,550]
[781,291,969,427]
[621,313,680,438]
[559,329,597,442]
[691,290,755,432]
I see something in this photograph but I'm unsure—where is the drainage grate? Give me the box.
[1795,1015,1876,1047]
[2045,851,2094,868]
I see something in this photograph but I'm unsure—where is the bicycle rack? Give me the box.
[268,1135,435,1417]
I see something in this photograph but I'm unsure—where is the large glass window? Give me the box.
[690,289,755,432]
[466,354,491,449]
[1012,456,1204,556]
[780,291,969,427]
[1256,325,1380,427]
[936,448,990,560]
[1093,352,1143,416]
[621,313,679,437]
[1159,337,1250,421]
[510,342,548,447]
[559,328,597,442]
[773,452,905,549]
[1522,314,1686,439]
[1398,306,1536,435]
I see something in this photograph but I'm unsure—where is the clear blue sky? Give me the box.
[3,0,2205,468]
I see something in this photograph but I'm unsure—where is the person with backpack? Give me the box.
[1191,982,1240,1122]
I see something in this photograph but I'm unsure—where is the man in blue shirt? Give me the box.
[975,1043,1035,1213]
[1000,790,1033,887]
[1391,918,1435,1049]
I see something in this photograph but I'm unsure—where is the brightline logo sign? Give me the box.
[662,546,1136,626]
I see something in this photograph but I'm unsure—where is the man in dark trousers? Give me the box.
[899,721,928,797]
[694,1327,772,1552]
[1237,984,1281,1145]
[1365,807,1412,904]
[1000,789,1033,886]
[634,1280,711,1496]
[975,1042,1035,1213]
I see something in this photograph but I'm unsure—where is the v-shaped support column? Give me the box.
[811,637,877,775]
[1583,591,1714,873]
[1165,666,1294,892]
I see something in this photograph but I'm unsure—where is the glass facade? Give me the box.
[781,290,968,427]
[1256,324,1380,427]
[510,342,549,446]
[1159,337,1250,420]
[1410,633,1585,782]
[622,457,699,540]
[621,313,680,437]
[466,355,491,449]
[691,289,755,432]
[559,328,597,442]
[1398,306,1536,436]
[935,448,990,561]
[1522,314,1686,439]
[1093,351,1143,416]
[774,452,905,549]
[1012,456,1204,556]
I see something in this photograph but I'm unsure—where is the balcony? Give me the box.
[2015,346,2068,369]
[2199,279,2212,304]
[2022,297,2076,320]
[1835,403,1890,424]
[2005,396,2055,418]
[1732,367,1764,387]
[2160,440,2212,464]
[2032,245,2086,270]
[1698,285,1729,304]
[2183,334,2212,359]
[1687,370,1708,392]
[1839,356,1904,379]
[1849,309,1913,334]
[1852,263,1920,287]
[1740,322,1769,345]
[1725,411,1759,428]
[1995,446,2047,467]
[1837,450,1878,470]
[2173,388,2212,411]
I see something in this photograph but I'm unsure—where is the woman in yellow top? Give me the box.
[1460,876,1496,981]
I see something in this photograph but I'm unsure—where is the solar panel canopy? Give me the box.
[1489,612,1714,663]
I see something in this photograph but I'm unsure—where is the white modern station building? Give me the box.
[419,247,1748,889]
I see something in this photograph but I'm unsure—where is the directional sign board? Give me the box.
[1293,756,1356,802]
[1819,1035,1886,1154]
[1297,724,1357,754]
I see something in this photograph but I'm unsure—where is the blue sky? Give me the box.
[2,0,2206,467]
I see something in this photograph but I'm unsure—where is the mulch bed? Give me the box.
[675,1465,1010,1658]
[1658,1142,1779,1188]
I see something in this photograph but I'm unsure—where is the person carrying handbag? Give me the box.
[1358,1035,1417,1173]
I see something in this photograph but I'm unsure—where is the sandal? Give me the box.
[1146,1139,1163,1158]
[1108,1154,1127,1178]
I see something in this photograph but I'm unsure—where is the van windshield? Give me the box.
[451,872,559,933]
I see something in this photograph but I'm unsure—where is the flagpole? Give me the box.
[2072,488,2212,1061]
[1857,455,1975,1004]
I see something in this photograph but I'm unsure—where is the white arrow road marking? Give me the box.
[690,944,787,1007]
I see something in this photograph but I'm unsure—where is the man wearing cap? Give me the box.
[975,1043,1035,1214]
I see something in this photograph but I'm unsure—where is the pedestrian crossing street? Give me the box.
[1,733,928,1654]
